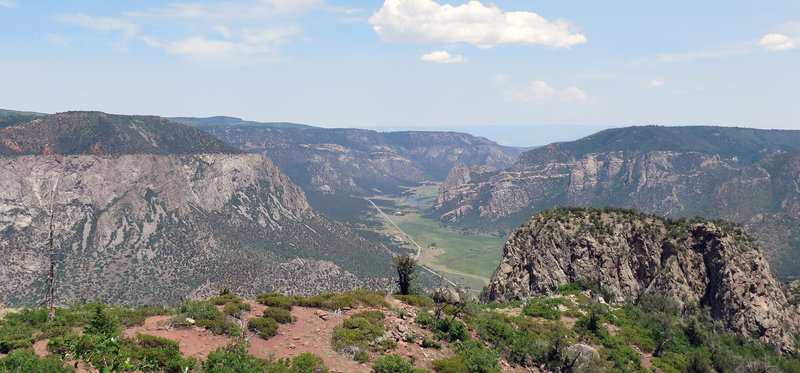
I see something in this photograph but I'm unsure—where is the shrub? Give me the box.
[434,318,469,342]
[302,290,388,310]
[263,307,293,324]
[0,349,75,373]
[331,311,385,355]
[291,352,329,373]
[432,356,466,373]
[84,304,121,337]
[354,351,371,363]
[203,343,278,372]
[372,354,424,373]
[180,301,222,321]
[0,324,35,353]
[476,317,515,348]
[522,298,562,320]
[420,337,441,349]
[415,310,435,327]
[256,293,295,310]
[379,338,398,350]
[248,317,279,339]
[223,301,252,317]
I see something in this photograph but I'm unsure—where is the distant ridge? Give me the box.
[0,108,47,130]
[0,111,244,155]
[172,116,316,130]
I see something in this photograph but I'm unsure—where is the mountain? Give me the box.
[484,207,800,352]
[203,125,521,195]
[0,109,46,130]
[172,116,315,130]
[434,125,800,279]
[0,112,393,307]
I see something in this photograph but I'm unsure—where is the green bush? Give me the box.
[432,355,465,373]
[291,352,329,373]
[420,337,441,349]
[379,338,398,350]
[522,298,562,320]
[203,343,280,372]
[302,290,388,310]
[476,317,515,348]
[0,324,35,353]
[331,311,385,355]
[0,348,75,373]
[354,350,370,363]
[84,304,121,337]
[371,354,424,373]
[134,333,197,372]
[414,310,435,327]
[180,301,222,321]
[256,293,296,310]
[434,318,469,342]
[248,317,279,339]
[223,301,252,317]
[263,307,293,324]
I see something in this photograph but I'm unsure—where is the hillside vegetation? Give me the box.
[1,288,799,372]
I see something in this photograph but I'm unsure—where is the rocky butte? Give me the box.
[0,112,393,307]
[484,207,800,352]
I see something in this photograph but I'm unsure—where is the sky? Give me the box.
[1,0,800,145]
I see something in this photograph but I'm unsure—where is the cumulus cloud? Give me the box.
[59,13,139,38]
[759,33,797,51]
[0,0,18,8]
[650,79,664,87]
[369,0,587,48]
[142,25,298,65]
[504,81,587,102]
[420,50,466,63]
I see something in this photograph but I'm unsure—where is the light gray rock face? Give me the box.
[0,153,391,307]
[484,208,800,352]
[203,127,521,195]
[436,150,735,223]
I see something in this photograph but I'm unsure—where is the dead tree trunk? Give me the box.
[47,174,60,321]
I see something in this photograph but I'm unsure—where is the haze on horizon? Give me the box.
[1,0,799,134]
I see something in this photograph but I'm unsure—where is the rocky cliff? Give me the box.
[202,126,521,196]
[0,112,393,307]
[435,126,800,280]
[484,207,800,351]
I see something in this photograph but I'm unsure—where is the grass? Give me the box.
[394,214,504,285]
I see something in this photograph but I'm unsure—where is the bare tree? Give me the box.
[47,175,60,321]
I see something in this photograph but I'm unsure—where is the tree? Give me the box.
[392,254,417,295]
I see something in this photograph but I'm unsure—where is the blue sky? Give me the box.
[1,0,799,145]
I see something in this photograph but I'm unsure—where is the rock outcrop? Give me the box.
[203,126,521,196]
[435,126,800,281]
[484,207,800,352]
[0,113,393,307]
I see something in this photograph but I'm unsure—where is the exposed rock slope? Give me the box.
[0,112,393,307]
[436,126,800,279]
[203,126,521,196]
[484,207,800,351]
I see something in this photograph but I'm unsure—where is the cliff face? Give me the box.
[0,113,394,307]
[435,126,800,280]
[203,126,521,196]
[484,207,800,351]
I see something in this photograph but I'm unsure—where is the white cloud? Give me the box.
[0,0,18,8]
[505,81,587,102]
[142,25,297,65]
[650,79,664,87]
[657,49,750,63]
[147,0,323,19]
[759,33,797,51]
[213,25,233,38]
[47,34,70,47]
[492,74,509,84]
[59,13,139,38]
[562,86,587,101]
[420,50,466,63]
[369,0,587,48]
